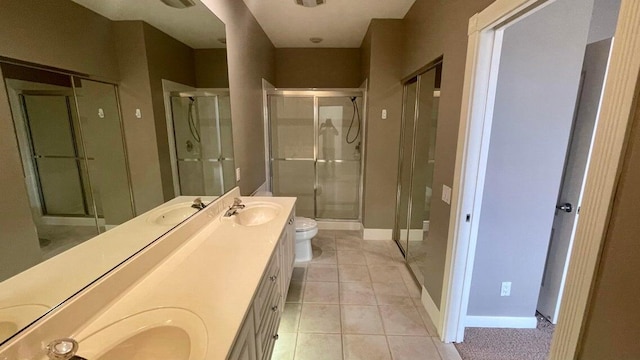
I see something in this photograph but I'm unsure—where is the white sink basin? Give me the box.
[76,308,207,360]
[0,304,49,341]
[233,203,282,226]
[147,202,200,226]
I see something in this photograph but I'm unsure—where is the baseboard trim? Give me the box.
[363,228,393,240]
[316,221,362,231]
[421,286,441,336]
[465,315,537,329]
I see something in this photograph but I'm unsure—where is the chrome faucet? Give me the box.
[46,338,87,360]
[224,197,245,217]
[191,197,206,210]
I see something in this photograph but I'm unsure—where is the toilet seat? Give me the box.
[295,217,317,232]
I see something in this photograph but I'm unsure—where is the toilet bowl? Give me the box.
[294,217,318,262]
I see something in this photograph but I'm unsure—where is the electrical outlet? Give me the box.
[501,282,511,297]
[235,168,241,182]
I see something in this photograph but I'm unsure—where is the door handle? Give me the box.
[556,203,572,213]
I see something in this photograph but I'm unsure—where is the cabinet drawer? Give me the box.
[253,250,280,329]
[257,292,281,358]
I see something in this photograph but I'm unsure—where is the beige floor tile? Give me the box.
[433,340,462,360]
[303,281,340,304]
[387,336,441,360]
[378,305,428,336]
[338,265,371,282]
[291,267,307,282]
[337,250,367,265]
[311,249,337,264]
[334,230,363,239]
[298,304,342,333]
[336,238,363,251]
[343,335,391,360]
[365,253,402,266]
[279,303,302,333]
[287,281,305,303]
[404,278,422,299]
[340,282,377,305]
[368,265,404,283]
[361,241,390,254]
[372,282,414,306]
[412,298,439,336]
[272,332,297,360]
[312,234,336,251]
[372,282,409,296]
[306,265,339,282]
[294,333,343,360]
[341,305,384,335]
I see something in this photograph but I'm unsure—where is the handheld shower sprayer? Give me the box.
[346,96,361,144]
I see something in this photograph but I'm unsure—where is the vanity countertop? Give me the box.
[0,196,216,310]
[72,195,296,359]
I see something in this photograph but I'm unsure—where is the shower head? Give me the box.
[188,96,196,102]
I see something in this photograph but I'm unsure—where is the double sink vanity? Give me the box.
[0,188,296,360]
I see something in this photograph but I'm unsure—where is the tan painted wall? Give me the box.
[0,0,119,80]
[142,23,197,201]
[201,0,276,194]
[577,75,640,359]
[402,0,496,303]
[0,66,41,282]
[0,0,123,281]
[195,49,230,88]
[360,20,405,229]
[112,21,165,215]
[275,48,361,88]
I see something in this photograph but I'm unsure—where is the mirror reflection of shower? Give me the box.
[169,91,235,197]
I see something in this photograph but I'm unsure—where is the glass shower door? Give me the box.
[171,94,233,196]
[74,78,135,230]
[396,80,418,255]
[269,96,316,217]
[316,97,362,219]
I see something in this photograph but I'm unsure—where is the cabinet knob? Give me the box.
[273,334,279,340]
[288,218,294,225]
[272,305,278,312]
[270,275,278,281]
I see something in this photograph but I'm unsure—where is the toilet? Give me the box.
[294,217,318,262]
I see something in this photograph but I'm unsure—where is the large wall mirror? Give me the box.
[0,0,234,346]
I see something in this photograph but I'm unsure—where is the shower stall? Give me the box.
[168,91,235,197]
[266,90,364,221]
[3,62,135,259]
[395,60,442,285]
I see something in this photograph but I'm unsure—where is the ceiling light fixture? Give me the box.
[159,0,196,9]
[295,0,326,8]
[309,37,323,44]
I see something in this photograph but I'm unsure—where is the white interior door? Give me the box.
[537,38,613,323]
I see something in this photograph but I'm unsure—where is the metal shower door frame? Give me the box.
[266,89,364,221]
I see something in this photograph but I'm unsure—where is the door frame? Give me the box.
[441,2,640,360]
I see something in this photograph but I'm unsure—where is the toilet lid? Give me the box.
[295,217,317,232]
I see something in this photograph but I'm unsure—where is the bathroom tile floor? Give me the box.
[272,230,462,360]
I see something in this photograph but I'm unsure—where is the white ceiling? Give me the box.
[71,0,226,49]
[242,0,416,48]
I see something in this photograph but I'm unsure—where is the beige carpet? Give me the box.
[454,314,555,360]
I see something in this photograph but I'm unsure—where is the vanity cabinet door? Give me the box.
[280,209,296,309]
[228,308,257,360]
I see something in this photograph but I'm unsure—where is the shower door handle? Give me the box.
[555,203,572,213]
